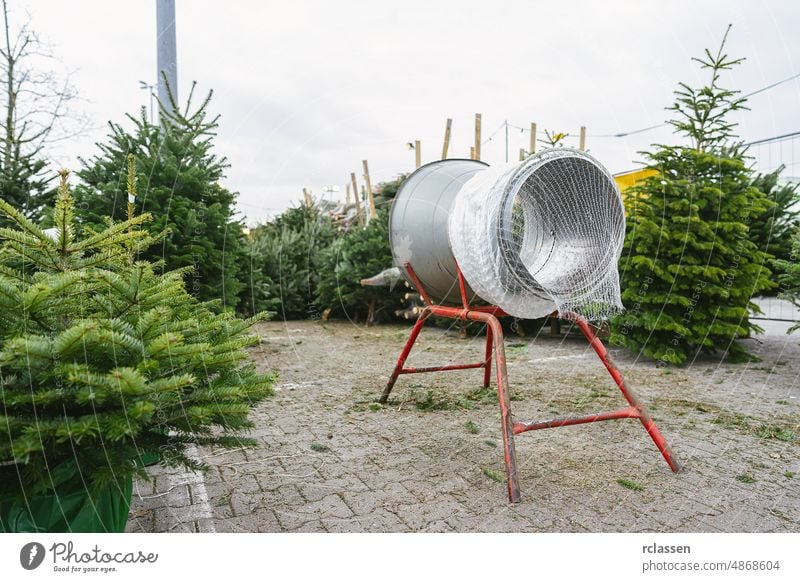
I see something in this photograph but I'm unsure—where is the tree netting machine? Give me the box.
[382,149,680,503]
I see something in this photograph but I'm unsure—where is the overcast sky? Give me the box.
[11,0,800,225]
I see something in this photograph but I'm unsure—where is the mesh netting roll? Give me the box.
[448,148,625,320]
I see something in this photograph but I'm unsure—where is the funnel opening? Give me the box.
[499,152,624,301]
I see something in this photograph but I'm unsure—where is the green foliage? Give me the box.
[482,468,504,483]
[0,156,54,226]
[541,130,568,148]
[372,174,407,208]
[611,29,773,364]
[316,209,404,323]
[73,84,245,310]
[749,167,800,287]
[0,170,273,499]
[616,478,645,492]
[667,25,748,151]
[1,0,81,225]
[612,149,773,363]
[242,203,336,319]
[775,229,800,334]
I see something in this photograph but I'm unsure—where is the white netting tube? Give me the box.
[448,148,625,320]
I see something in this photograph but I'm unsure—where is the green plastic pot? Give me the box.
[0,461,133,533]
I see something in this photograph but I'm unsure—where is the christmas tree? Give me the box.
[242,201,337,319]
[775,230,800,334]
[0,162,273,504]
[748,166,800,286]
[73,84,245,310]
[316,209,405,324]
[611,27,773,364]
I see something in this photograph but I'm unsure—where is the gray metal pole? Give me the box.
[156,0,178,118]
[504,120,509,163]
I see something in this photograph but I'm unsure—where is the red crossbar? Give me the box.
[381,262,681,503]
[514,406,639,434]
[400,362,487,374]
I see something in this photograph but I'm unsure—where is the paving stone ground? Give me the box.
[126,319,800,533]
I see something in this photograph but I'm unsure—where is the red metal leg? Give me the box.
[467,312,521,503]
[380,309,430,403]
[384,261,679,505]
[483,325,493,388]
[572,316,682,473]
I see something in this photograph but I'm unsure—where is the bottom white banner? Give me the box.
[0,533,797,581]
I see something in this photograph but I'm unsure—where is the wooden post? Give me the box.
[442,118,452,159]
[362,159,377,220]
[474,113,482,161]
[530,122,537,155]
[469,146,475,160]
[519,148,525,161]
[414,140,421,169]
[350,172,363,224]
[302,188,312,207]
[579,126,586,151]
[345,183,351,205]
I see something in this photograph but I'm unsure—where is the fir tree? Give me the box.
[0,0,87,225]
[242,201,337,319]
[371,174,407,208]
[611,27,773,364]
[316,209,405,324]
[0,154,52,226]
[775,230,800,334]
[666,26,748,152]
[0,166,273,504]
[73,84,245,310]
[748,166,800,286]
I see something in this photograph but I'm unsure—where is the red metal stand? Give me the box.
[381,262,681,503]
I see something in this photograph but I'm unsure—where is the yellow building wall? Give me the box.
[613,168,658,193]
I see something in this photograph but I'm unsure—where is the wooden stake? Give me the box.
[414,140,421,169]
[350,172,363,224]
[442,118,452,159]
[550,316,561,336]
[579,126,586,151]
[302,188,312,207]
[519,148,525,161]
[345,183,351,205]
[470,146,475,160]
[362,160,377,220]
[530,122,537,155]
[474,113,482,161]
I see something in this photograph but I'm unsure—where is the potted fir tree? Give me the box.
[0,159,274,532]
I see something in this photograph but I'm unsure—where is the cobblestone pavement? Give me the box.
[126,319,799,533]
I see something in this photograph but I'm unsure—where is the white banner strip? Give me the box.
[1,533,797,581]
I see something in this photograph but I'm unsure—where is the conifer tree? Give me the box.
[775,230,800,335]
[316,209,404,324]
[371,174,407,208]
[748,166,800,285]
[0,165,273,504]
[1,0,86,225]
[73,84,245,310]
[611,27,773,364]
[242,201,336,319]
